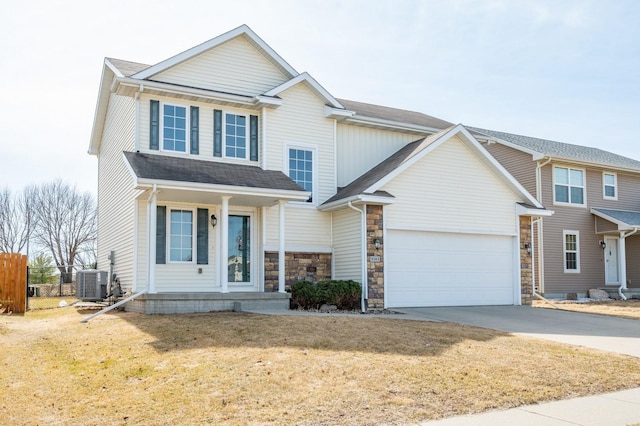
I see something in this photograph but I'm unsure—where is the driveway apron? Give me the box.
[393,305,640,357]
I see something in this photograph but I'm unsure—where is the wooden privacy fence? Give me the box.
[0,253,28,314]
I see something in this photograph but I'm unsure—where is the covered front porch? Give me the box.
[124,152,310,313]
[592,208,640,298]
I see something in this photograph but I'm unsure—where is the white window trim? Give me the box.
[553,165,586,207]
[160,101,190,154]
[563,230,580,273]
[223,111,250,161]
[284,142,318,206]
[167,207,196,264]
[603,172,618,200]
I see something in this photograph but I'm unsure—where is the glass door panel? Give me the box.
[228,215,250,283]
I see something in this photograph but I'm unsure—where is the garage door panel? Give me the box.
[387,230,515,307]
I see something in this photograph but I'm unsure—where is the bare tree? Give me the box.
[0,187,35,254]
[31,181,96,283]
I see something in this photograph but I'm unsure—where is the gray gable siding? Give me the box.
[482,141,538,198]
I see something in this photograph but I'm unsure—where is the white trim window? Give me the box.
[169,209,194,262]
[286,144,316,203]
[554,166,585,206]
[603,172,617,200]
[563,230,580,273]
[224,112,248,159]
[162,103,188,153]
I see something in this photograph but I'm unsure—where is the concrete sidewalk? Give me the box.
[420,387,640,425]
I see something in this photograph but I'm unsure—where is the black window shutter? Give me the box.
[156,206,166,264]
[213,109,222,157]
[196,208,209,265]
[250,115,259,161]
[150,100,160,150]
[190,106,199,155]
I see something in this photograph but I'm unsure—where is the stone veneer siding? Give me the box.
[264,252,332,292]
[366,205,384,308]
[520,215,533,305]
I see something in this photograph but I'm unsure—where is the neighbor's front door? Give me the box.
[228,215,251,284]
[605,236,619,285]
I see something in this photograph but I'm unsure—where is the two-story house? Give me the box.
[89,25,549,314]
[474,128,640,299]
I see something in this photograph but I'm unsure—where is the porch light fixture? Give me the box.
[210,214,218,228]
[524,242,531,255]
[599,240,606,249]
[374,238,381,250]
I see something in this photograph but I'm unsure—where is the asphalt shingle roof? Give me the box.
[107,58,150,77]
[470,127,640,171]
[337,98,454,130]
[123,152,306,192]
[592,208,640,227]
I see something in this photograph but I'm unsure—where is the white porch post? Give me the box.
[620,233,628,290]
[278,200,286,293]
[221,196,231,293]
[147,187,157,294]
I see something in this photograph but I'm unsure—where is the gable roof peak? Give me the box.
[131,24,299,81]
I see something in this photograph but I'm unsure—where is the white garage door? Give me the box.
[386,230,515,307]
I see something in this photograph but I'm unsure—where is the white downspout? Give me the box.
[535,157,552,293]
[618,227,638,300]
[348,201,367,313]
[278,200,286,293]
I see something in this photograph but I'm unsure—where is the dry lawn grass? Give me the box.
[533,299,640,320]
[2,308,640,425]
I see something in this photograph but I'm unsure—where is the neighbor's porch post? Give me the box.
[278,200,286,293]
[221,196,231,293]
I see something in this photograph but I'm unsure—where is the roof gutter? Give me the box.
[347,201,367,313]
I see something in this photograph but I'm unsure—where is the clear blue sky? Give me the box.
[1,0,638,196]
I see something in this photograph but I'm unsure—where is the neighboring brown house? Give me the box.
[473,127,640,299]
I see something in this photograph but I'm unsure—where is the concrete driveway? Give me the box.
[393,306,640,357]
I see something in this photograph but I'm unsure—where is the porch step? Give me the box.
[124,292,291,314]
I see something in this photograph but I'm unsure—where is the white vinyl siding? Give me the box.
[264,204,332,249]
[332,209,362,282]
[265,83,335,204]
[382,136,520,235]
[96,91,136,292]
[152,36,289,96]
[135,201,218,292]
[336,124,420,187]
[138,94,258,163]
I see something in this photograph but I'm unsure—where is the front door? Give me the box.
[605,236,619,285]
[228,215,251,284]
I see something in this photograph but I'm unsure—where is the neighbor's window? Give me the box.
[603,172,617,200]
[288,147,314,202]
[162,104,187,152]
[563,230,580,273]
[170,209,193,262]
[554,166,585,205]
[225,113,247,159]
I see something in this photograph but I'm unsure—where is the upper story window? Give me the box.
[287,146,315,203]
[163,104,188,152]
[554,166,585,206]
[603,172,617,200]
[563,230,580,273]
[225,113,247,159]
[169,209,193,262]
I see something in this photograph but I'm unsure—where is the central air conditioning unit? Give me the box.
[77,270,108,301]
